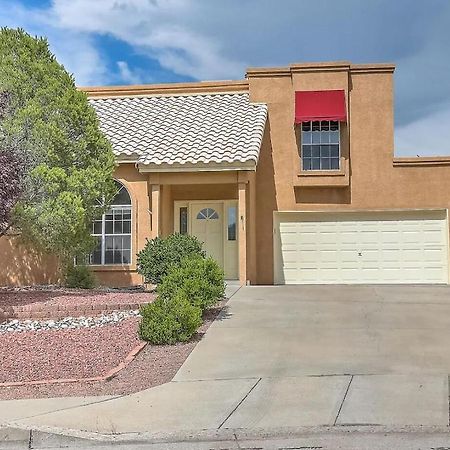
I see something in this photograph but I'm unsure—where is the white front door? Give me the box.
[275,210,449,284]
[190,203,224,268]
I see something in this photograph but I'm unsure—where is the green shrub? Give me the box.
[136,233,206,284]
[139,294,202,344]
[158,256,225,311]
[64,264,96,289]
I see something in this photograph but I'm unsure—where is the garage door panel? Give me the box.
[400,249,422,260]
[319,270,340,281]
[299,252,321,263]
[359,232,379,244]
[340,249,359,263]
[423,249,446,262]
[360,251,379,263]
[320,233,339,244]
[379,232,400,243]
[402,233,424,244]
[320,250,340,262]
[422,232,444,243]
[296,268,318,281]
[340,269,360,281]
[275,211,448,284]
[281,236,301,246]
[283,256,300,266]
[340,233,359,244]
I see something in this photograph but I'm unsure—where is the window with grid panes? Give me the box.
[89,181,132,265]
[301,120,340,171]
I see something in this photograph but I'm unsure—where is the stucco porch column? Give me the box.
[238,181,247,284]
[151,184,160,238]
[247,171,257,284]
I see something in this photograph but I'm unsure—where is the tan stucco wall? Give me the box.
[248,62,450,284]
[0,236,60,286]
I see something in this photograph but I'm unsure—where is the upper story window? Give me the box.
[88,180,132,265]
[301,120,340,171]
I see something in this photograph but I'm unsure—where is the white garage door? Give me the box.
[274,210,449,284]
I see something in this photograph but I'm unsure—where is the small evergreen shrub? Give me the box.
[136,233,205,284]
[158,256,225,311]
[139,294,202,344]
[64,264,96,289]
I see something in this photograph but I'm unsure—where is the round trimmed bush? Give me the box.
[64,264,95,289]
[139,294,202,345]
[158,256,225,311]
[136,233,205,284]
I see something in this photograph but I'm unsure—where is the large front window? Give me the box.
[301,120,340,171]
[89,181,132,265]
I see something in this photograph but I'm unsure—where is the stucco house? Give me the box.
[3,60,450,287]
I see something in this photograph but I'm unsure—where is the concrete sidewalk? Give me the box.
[2,285,450,440]
[3,374,448,435]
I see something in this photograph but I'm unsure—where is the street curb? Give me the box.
[3,424,450,447]
[0,342,147,388]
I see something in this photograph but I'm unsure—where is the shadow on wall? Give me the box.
[0,236,139,288]
[93,269,139,288]
[294,186,351,204]
[0,236,61,287]
[255,119,277,284]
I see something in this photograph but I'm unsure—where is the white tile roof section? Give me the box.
[89,93,268,168]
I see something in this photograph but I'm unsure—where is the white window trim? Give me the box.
[88,180,133,266]
[301,120,341,171]
[91,203,132,265]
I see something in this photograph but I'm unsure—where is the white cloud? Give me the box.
[148,26,244,80]
[0,1,108,86]
[395,105,450,156]
[48,0,245,80]
[50,33,108,86]
[117,61,143,85]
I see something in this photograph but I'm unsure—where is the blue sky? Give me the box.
[1,0,450,156]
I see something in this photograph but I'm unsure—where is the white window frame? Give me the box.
[301,120,341,171]
[89,182,132,266]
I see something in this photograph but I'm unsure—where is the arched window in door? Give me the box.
[196,208,219,220]
[89,181,132,265]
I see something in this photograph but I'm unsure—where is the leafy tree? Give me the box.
[0,28,116,266]
[0,91,25,234]
[0,148,25,234]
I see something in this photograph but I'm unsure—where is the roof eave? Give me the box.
[136,160,257,173]
[83,80,249,99]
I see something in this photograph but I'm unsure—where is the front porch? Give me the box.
[148,171,257,285]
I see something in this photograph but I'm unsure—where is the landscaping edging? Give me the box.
[0,341,147,388]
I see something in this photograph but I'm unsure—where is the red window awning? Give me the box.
[295,90,347,123]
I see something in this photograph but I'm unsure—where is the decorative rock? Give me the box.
[0,310,141,333]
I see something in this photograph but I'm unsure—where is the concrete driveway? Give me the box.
[4,285,450,436]
[177,284,450,379]
[174,285,450,428]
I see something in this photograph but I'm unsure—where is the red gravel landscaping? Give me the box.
[0,300,228,400]
[0,318,142,384]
